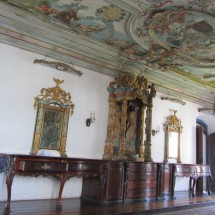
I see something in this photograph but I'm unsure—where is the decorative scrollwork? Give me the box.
[119,43,141,62]
[34,78,74,115]
[112,73,148,96]
[164,110,182,131]
[34,59,83,77]
[161,96,186,105]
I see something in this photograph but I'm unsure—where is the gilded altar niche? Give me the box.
[103,73,156,161]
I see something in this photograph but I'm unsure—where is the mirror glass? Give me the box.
[40,109,64,150]
[168,132,178,158]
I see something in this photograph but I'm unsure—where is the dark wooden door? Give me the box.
[196,126,203,164]
[206,133,215,192]
[196,126,203,192]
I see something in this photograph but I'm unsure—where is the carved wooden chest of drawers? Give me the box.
[124,162,157,201]
[81,161,158,203]
[81,161,125,204]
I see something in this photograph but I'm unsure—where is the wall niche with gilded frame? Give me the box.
[163,110,183,163]
[103,73,156,161]
[30,78,74,157]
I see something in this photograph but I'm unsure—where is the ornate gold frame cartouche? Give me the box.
[163,110,183,163]
[30,78,74,157]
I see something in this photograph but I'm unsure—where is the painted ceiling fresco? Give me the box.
[1,0,215,108]
[3,0,132,47]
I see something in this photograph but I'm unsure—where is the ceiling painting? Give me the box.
[178,66,215,88]
[131,5,215,66]
[3,0,134,49]
[1,0,215,108]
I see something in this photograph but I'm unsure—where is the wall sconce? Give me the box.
[86,112,95,127]
[152,126,160,136]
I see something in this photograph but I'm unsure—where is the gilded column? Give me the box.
[144,84,156,162]
[139,106,146,158]
[144,102,153,162]
[118,97,128,159]
[59,108,70,157]
[30,104,44,156]
[177,127,182,163]
[103,95,115,159]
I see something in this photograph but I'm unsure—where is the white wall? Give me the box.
[1,43,215,200]
[0,43,113,200]
[152,92,206,191]
[152,92,199,164]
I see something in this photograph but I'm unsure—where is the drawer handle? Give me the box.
[41,163,51,170]
[80,164,87,170]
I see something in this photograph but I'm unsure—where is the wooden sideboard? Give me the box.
[0,154,212,211]
[0,154,104,211]
[172,164,212,197]
[82,161,158,203]
[82,162,212,203]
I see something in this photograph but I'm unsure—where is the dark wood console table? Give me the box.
[0,154,104,211]
[172,164,212,198]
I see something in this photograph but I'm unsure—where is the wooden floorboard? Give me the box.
[0,192,215,215]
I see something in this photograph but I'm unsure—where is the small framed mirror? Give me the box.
[163,110,182,163]
[30,78,74,157]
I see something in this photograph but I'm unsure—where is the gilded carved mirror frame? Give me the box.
[30,78,74,157]
[163,110,182,163]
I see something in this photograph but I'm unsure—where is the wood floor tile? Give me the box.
[0,191,215,215]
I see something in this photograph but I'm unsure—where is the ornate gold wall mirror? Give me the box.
[163,110,183,163]
[30,78,74,157]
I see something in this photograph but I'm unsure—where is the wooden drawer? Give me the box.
[16,160,67,172]
[175,164,211,175]
[127,163,157,172]
[128,172,157,181]
[68,162,101,172]
[127,180,157,189]
[126,189,156,199]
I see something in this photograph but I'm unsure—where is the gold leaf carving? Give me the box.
[34,78,74,114]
